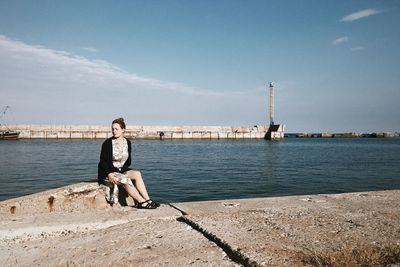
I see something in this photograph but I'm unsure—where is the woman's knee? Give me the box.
[128,170,142,179]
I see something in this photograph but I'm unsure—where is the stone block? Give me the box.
[210,132,219,139]
[94,132,108,139]
[201,132,211,139]
[235,132,244,139]
[182,132,192,139]
[70,132,83,139]
[58,132,71,139]
[192,132,202,139]
[45,131,58,139]
[172,132,183,139]
[82,132,95,139]
[30,131,45,138]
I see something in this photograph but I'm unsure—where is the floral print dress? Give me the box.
[105,138,134,204]
[111,138,134,187]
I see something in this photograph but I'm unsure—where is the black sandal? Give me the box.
[148,199,160,207]
[137,200,157,209]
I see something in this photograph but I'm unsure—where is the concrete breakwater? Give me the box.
[292,132,400,138]
[1,183,399,266]
[1,124,271,139]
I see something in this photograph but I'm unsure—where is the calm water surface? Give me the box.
[0,138,399,202]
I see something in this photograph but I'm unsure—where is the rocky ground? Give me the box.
[0,183,399,266]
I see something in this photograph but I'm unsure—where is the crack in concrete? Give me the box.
[168,203,188,215]
[168,203,259,266]
[176,215,260,267]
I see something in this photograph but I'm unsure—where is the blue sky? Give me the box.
[0,0,399,132]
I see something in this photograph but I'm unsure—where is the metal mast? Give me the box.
[0,106,10,120]
[269,82,274,125]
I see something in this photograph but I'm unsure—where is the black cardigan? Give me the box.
[98,137,132,184]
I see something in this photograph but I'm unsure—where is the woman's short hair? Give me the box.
[112,117,126,129]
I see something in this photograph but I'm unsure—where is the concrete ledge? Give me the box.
[1,184,399,266]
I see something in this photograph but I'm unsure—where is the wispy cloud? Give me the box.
[0,35,221,97]
[333,36,349,45]
[340,8,383,22]
[82,47,98,53]
[0,35,265,125]
[350,46,365,51]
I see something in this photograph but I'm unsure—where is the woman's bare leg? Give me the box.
[123,184,146,203]
[127,170,150,200]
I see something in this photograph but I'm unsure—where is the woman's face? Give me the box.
[112,123,125,138]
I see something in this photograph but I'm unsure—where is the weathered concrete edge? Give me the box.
[1,183,399,266]
[1,181,399,215]
[0,182,264,266]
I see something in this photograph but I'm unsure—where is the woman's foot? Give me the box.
[147,199,160,207]
[137,199,158,209]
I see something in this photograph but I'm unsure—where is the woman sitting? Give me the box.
[98,117,159,209]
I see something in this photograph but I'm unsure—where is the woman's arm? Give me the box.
[126,138,132,167]
[98,139,113,182]
[120,138,132,173]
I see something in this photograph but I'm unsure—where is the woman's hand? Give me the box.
[107,173,118,184]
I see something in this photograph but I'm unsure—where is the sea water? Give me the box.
[0,138,399,203]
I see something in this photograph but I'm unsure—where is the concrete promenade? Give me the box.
[1,124,270,139]
[1,183,399,266]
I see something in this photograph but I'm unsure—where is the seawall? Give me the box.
[295,132,400,138]
[1,183,399,266]
[1,124,271,139]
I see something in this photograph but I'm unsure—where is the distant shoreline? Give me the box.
[285,132,400,138]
